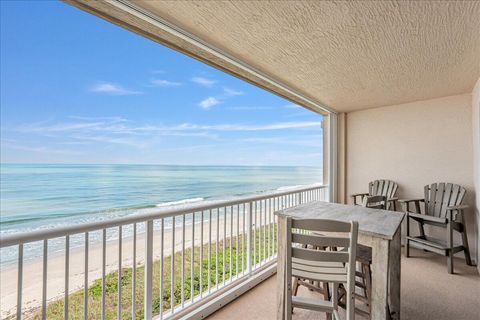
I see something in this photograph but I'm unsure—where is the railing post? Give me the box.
[298,192,302,205]
[144,220,153,320]
[247,201,253,275]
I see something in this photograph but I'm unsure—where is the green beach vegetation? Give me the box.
[27,226,277,320]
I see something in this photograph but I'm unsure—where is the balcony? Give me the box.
[2,184,479,319]
[1,1,480,320]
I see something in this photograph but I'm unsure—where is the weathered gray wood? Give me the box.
[389,228,401,320]
[441,183,453,217]
[408,212,446,224]
[292,247,350,263]
[277,202,403,320]
[292,233,350,247]
[352,180,398,210]
[291,296,333,313]
[292,269,348,282]
[404,182,471,273]
[286,217,292,320]
[363,195,387,209]
[292,262,346,274]
[291,218,352,232]
[277,201,404,240]
[458,211,472,265]
[292,257,344,268]
[428,183,437,215]
[370,236,390,319]
[433,183,445,217]
[285,217,358,319]
[346,221,358,320]
[276,216,287,320]
[447,212,454,273]
[369,180,398,200]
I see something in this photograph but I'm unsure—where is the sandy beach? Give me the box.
[0,212,274,318]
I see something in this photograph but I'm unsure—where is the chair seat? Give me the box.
[408,212,447,224]
[356,244,372,264]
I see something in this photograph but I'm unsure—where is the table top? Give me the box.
[276,201,404,240]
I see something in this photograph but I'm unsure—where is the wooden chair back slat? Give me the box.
[428,183,437,215]
[378,180,385,195]
[292,233,351,248]
[368,179,398,199]
[386,181,398,200]
[424,183,466,218]
[286,217,358,320]
[292,257,342,268]
[439,183,448,217]
[369,180,378,195]
[292,247,350,263]
[439,183,453,217]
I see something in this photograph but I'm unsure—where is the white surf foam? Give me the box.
[156,197,204,207]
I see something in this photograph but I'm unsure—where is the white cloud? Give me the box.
[2,143,81,155]
[191,77,217,87]
[150,79,182,87]
[90,82,142,95]
[223,87,243,96]
[159,121,322,132]
[240,136,322,147]
[71,135,148,148]
[13,119,321,138]
[199,97,221,110]
[68,116,129,122]
[17,121,106,133]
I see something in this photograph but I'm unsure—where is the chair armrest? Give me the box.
[351,193,369,205]
[407,212,447,224]
[398,198,424,203]
[387,197,398,202]
[446,205,468,211]
[400,198,424,213]
[351,193,369,197]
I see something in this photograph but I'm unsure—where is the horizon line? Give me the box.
[0,162,322,168]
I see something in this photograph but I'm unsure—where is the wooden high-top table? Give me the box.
[276,201,404,320]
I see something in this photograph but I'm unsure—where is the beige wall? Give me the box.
[345,94,477,262]
[472,78,480,271]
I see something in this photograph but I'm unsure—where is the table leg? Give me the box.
[371,237,390,319]
[389,228,401,319]
[276,216,287,320]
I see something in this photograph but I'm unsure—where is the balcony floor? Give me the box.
[208,248,479,320]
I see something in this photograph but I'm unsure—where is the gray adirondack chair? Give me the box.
[399,183,472,274]
[351,179,398,210]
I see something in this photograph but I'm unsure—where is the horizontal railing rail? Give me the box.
[0,183,328,320]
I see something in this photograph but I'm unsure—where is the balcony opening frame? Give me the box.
[23,1,340,319]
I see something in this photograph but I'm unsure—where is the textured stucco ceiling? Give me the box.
[131,0,480,112]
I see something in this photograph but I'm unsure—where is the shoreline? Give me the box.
[0,213,258,318]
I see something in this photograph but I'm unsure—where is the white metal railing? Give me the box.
[0,184,327,320]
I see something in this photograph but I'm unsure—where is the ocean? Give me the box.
[0,163,322,265]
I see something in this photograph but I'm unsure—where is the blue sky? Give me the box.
[0,1,323,166]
